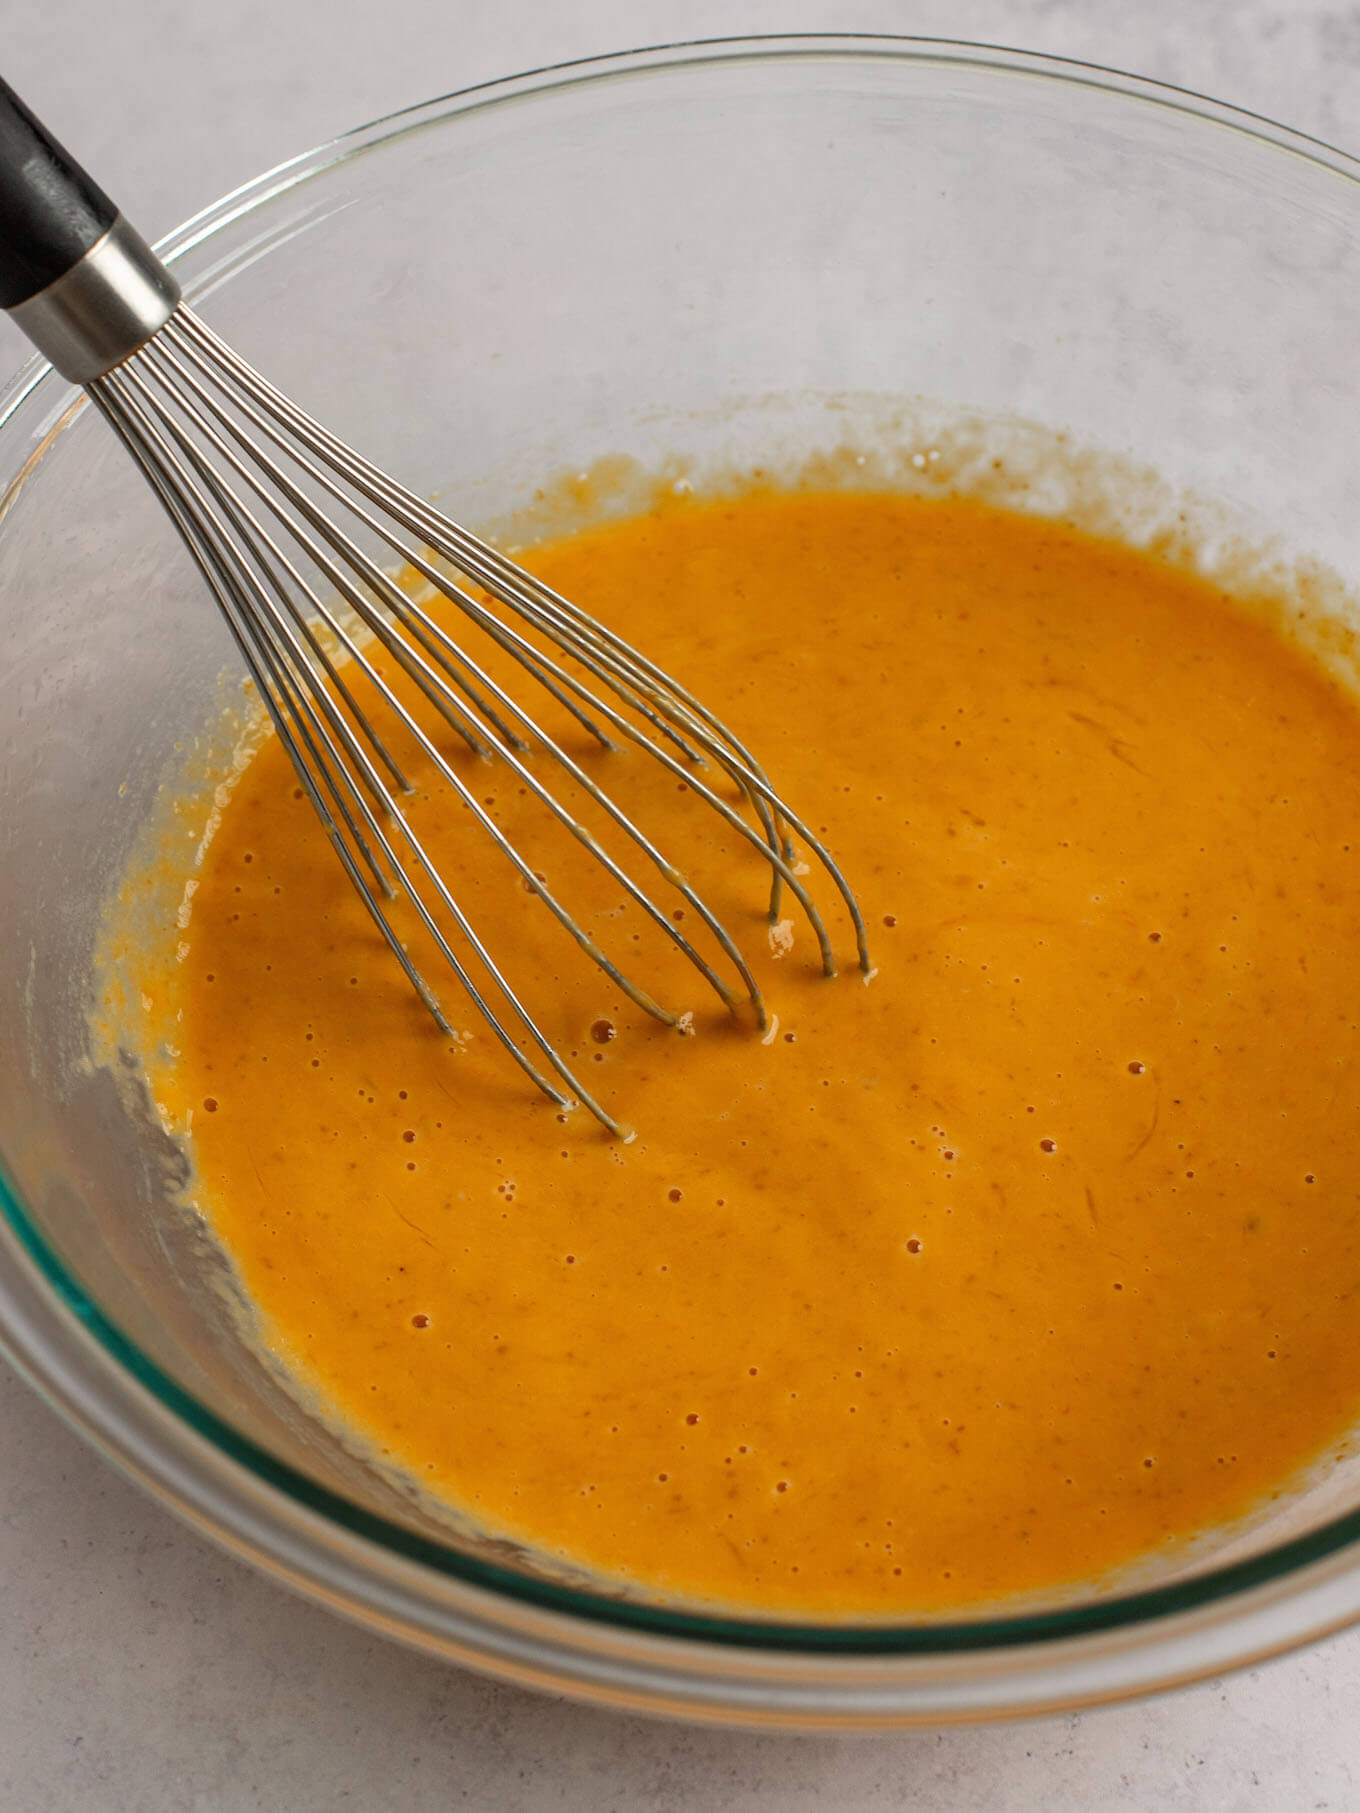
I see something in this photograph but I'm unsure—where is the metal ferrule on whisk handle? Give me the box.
[0,77,178,381]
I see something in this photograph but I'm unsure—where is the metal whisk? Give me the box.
[0,78,869,1136]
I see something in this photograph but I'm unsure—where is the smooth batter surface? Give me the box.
[130,490,1360,1614]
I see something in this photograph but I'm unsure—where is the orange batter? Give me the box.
[130,488,1360,1614]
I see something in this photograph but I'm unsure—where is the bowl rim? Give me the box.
[5,31,1360,1719]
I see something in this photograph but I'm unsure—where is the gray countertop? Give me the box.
[4,2,1360,1805]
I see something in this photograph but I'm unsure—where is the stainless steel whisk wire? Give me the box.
[0,77,871,1136]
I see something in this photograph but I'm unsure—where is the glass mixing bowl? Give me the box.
[5,35,1360,1728]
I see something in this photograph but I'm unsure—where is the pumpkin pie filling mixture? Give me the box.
[123,487,1360,1614]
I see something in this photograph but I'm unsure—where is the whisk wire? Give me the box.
[92,364,634,1134]
[116,352,689,1059]
[92,302,872,1134]
[141,348,757,1025]
[133,322,787,1022]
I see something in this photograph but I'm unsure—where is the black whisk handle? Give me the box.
[0,75,117,309]
[0,75,178,382]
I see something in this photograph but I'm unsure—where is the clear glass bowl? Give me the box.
[5,35,1360,1727]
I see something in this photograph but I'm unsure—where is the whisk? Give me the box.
[0,78,869,1136]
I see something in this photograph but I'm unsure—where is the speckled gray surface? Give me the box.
[5,2,1360,1805]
